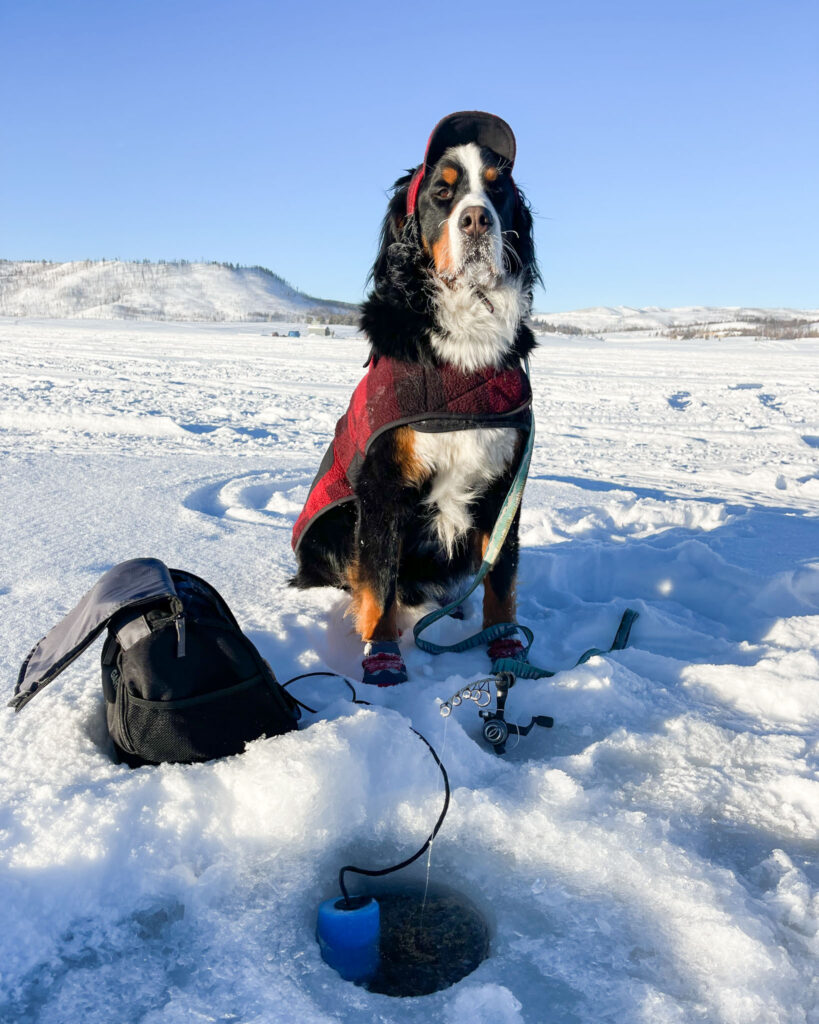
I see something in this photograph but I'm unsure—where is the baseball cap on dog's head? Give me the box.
[406,111,517,216]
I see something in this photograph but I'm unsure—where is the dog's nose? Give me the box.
[459,206,492,237]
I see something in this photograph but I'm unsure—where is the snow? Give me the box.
[1,316,818,1023]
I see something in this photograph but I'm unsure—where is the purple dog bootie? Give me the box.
[488,635,526,667]
[362,640,408,687]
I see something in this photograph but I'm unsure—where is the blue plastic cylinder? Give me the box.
[316,895,380,982]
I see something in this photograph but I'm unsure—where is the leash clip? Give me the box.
[474,288,495,314]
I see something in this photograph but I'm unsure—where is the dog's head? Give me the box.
[363,112,539,367]
[370,112,538,296]
[414,145,520,289]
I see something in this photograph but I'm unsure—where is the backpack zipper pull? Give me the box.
[174,614,186,658]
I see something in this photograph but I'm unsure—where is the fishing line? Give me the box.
[421,711,450,920]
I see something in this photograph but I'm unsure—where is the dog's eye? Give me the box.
[434,187,453,201]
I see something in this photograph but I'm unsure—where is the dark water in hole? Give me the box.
[363,883,490,997]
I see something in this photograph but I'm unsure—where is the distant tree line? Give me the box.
[667,317,818,340]
[247,308,360,325]
[533,322,585,335]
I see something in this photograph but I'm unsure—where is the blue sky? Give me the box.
[2,0,817,311]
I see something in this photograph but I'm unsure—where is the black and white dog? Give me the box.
[291,111,540,684]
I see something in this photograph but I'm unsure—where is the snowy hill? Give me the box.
[1,317,818,1022]
[3,261,817,339]
[0,259,357,322]
[534,304,819,339]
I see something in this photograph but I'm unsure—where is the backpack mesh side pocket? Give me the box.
[110,672,293,768]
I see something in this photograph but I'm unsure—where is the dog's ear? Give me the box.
[361,167,435,363]
[367,169,417,287]
[511,185,541,298]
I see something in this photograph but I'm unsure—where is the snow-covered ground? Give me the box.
[1,317,818,1024]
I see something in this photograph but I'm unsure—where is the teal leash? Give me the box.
[412,355,639,679]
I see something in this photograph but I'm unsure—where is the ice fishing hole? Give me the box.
[335,882,490,997]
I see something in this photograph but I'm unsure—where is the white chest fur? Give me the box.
[411,426,519,556]
[430,278,527,373]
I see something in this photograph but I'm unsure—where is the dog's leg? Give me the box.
[351,491,408,685]
[350,429,427,684]
[480,515,527,664]
[473,448,526,664]
[477,511,519,629]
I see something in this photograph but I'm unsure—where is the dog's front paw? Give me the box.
[488,635,526,667]
[362,640,408,687]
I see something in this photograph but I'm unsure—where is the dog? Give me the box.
[291,111,540,685]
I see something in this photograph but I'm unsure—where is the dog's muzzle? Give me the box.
[459,206,493,237]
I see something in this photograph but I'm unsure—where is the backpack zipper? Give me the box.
[174,613,186,658]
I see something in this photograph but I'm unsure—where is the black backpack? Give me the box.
[10,558,300,767]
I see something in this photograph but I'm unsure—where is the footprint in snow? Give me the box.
[667,391,692,411]
[183,470,310,528]
[179,422,278,439]
[758,393,784,412]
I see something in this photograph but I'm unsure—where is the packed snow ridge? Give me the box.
[0,259,357,322]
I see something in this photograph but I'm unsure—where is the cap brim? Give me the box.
[406,110,517,217]
[424,110,516,169]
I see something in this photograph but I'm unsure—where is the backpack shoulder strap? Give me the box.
[10,558,179,711]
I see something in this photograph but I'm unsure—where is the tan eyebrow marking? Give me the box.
[484,166,499,182]
[441,166,458,185]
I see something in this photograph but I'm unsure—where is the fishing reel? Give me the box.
[440,671,554,754]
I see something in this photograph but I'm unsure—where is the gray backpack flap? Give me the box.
[12,558,300,767]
